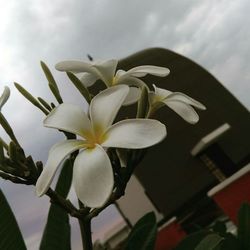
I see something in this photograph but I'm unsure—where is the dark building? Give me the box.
[116,48,250,225]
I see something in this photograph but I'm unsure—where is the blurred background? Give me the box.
[0,0,250,249]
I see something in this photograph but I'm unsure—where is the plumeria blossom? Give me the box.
[149,85,206,124]
[36,85,166,208]
[55,59,170,105]
[0,86,10,110]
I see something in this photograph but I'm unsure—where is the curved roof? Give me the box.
[118,47,250,216]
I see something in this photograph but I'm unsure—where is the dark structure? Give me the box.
[117,48,250,221]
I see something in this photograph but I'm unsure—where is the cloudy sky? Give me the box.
[0,0,250,249]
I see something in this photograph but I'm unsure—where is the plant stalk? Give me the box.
[78,217,93,250]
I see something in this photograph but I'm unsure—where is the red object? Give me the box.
[208,164,250,224]
[155,218,186,250]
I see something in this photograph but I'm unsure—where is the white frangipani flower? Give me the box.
[149,85,206,124]
[55,59,170,105]
[0,86,10,110]
[36,85,166,208]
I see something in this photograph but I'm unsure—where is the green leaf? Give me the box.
[0,112,20,146]
[0,189,27,250]
[54,159,73,197]
[0,137,8,151]
[14,83,49,115]
[125,212,157,250]
[39,159,73,250]
[194,234,223,250]
[40,61,58,90]
[238,202,250,250]
[66,72,91,103]
[212,221,227,236]
[40,61,63,104]
[175,230,211,250]
[0,140,5,163]
[137,86,149,118]
[8,141,18,162]
[218,233,240,250]
[48,83,63,104]
[38,97,52,111]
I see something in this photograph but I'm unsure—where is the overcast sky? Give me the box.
[0,0,250,249]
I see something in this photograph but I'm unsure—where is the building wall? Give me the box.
[117,48,250,218]
[116,175,163,226]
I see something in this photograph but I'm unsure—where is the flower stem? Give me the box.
[78,217,93,250]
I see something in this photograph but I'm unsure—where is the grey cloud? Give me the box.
[1,1,250,249]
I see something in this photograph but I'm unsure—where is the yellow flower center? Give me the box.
[111,76,117,86]
[155,94,165,103]
[83,125,107,148]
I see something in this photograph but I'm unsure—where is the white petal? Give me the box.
[102,119,167,149]
[123,87,141,106]
[163,99,199,124]
[115,69,126,78]
[73,145,114,208]
[126,65,170,77]
[0,86,10,110]
[36,140,85,196]
[79,72,99,87]
[93,59,118,86]
[55,60,97,74]
[166,92,206,110]
[153,84,172,99]
[148,92,157,105]
[90,85,129,132]
[44,103,92,138]
[116,75,146,88]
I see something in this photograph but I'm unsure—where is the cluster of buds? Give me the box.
[0,87,42,185]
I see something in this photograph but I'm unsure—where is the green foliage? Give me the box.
[0,189,27,250]
[0,112,20,146]
[176,202,250,250]
[174,230,211,250]
[0,140,4,162]
[39,159,73,250]
[66,72,91,103]
[211,220,240,250]
[194,234,223,250]
[38,97,52,111]
[217,233,240,250]
[49,83,63,105]
[0,137,8,150]
[137,86,149,118]
[212,221,227,236]
[238,202,250,250]
[14,82,49,115]
[40,61,63,104]
[124,212,157,250]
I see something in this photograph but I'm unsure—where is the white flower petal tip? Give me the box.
[127,65,170,77]
[35,140,84,197]
[35,184,44,197]
[103,119,167,149]
[36,177,49,197]
[73,145,114,208]
[163,100,200,124]
[90,85,129,130]
[55,61,93,73]
[43,103,91,137]
[151,85,206,124]
[197,103,206,110]
[170,92,206,111]
[0,86,10,110]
